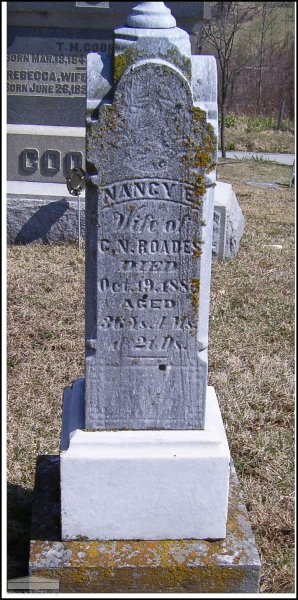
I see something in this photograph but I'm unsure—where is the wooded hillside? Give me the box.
[198,2,295,155]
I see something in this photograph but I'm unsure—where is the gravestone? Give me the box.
[213,182,245,260]
[29,2,261,592]
[85,32,213,430]
[61,0,229,541]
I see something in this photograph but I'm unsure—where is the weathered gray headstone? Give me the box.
[213,182,245,260]
[34,5,260,585]
[27,6,260,587]
[84,2,216,430]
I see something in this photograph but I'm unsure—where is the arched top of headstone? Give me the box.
[126,2,176,29]
[114,2,191,82]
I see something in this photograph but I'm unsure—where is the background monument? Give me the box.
[7,1,244,260]
[7,2,210,210]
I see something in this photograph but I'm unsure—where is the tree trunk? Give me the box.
[276,95,285,130]
[256,4,266,114]
[256,60,263,114]
[220,102,226,158]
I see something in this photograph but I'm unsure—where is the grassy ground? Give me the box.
[7,159,295,592]
[222,115,295,154]
[211,159,295,592]
[217,157,293,186]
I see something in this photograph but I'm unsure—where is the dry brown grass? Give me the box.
[211,160,295,592]
[217,158,293,186]
[7,243,85,579]
[7,160,295,592]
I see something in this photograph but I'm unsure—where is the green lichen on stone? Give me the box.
[192,107,216,166]
[192,240,202,258]
[191,278,200,314]
[192,106,206,123]
[164,46,192,79]
[30,563,251,593]
[193,174,206,200]
[113,47,142,82]
[113,40,192,83]
[181,106,217,206]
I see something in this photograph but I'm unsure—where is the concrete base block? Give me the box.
[213,181,245,260]
[29,455,261,593]
[60,384,230,541]
[7,195,85,245]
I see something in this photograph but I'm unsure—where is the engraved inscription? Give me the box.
[42,150,61,174]
[212,210,220,255]
[7,38,112,97]
[95,179,201,362]
[18,149,84,178]
[65,151,83,174]
[7,63,87,97]
[100,180,195,206]
[21,148,39,173]
[85,58,213,428]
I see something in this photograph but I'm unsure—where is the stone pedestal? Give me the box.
[61,383,230,541]
[29,455,261,593]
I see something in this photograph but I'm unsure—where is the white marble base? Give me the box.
[61,385,230,541]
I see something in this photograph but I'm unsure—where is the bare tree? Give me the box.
[252,2,294,119]
[275,4,295,128]
[255,2,275,113]
[202,2,258,157]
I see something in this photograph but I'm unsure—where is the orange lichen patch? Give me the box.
[192,239,202,258]
[191,107,217,174]
[182,105,216,204]
[193,174,206,200]
[191,278,200,314]
[30,563,256,593]
[30,529,254,572]
[30,534,260,592]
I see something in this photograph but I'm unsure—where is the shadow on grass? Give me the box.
[7,483,33,580]
[14,200,69,245]
[7,455,61,580]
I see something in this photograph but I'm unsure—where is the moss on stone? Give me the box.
[164,46,192,80]
[113,41,192,83]
[30,559,253,593]
[181,105,217,207]
[192,240,202,258]
[191,278,200,314]
[113,48,142,82]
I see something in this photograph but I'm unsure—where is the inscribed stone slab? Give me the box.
[85,57,215,429]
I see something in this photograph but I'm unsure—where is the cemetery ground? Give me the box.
[7,159,294,593]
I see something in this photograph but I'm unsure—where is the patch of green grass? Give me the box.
[245,115,276,132]
[7,358,17,368]
[225,114,237,128]
[220,114,295,153]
